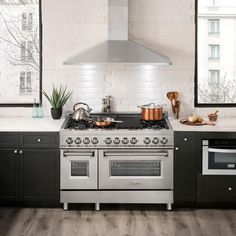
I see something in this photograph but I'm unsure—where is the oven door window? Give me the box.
[110,160,161,177]
[71,161,89,176]
[209,152,236,169]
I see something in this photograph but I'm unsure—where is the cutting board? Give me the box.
[180,118,215,126]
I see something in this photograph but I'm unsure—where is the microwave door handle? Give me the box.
[208,148,236,154]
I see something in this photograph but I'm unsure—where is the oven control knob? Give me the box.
[113,137,120,145]
[122,137,129,144]
[91,137,99,145]
[105,137,112,145]
[161,137,168,145]
[144,137,151,145]
[66,137,73,145]
[130,137,138,145]
[83,137,90,145]
[74,137,82,145]
[152,137,159,144]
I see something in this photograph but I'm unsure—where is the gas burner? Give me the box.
[141,119,169,130]
[66,119,91,130]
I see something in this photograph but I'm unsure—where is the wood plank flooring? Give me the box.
[0,205,235,236]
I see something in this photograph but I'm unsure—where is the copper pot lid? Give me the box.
[138,103,164,108]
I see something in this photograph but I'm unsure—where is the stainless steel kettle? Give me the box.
[72,102,92,121]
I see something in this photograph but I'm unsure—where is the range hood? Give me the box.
[64,0,171,65]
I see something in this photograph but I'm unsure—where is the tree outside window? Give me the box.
[0,0,40,105]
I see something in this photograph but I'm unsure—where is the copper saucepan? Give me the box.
[138,103,164,121]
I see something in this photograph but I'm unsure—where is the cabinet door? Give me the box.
[174,132,198,206]
[198,175,236,206]
[19,149,59,206]
[0,149,18,203]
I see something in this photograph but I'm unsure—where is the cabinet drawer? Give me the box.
[19,133,59,148]
[198,176,236,203]
[0,133,18,148]
[175,132,195,145]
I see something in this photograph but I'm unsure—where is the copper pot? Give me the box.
[138,103,164,121]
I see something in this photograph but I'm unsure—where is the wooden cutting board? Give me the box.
[180,118,215,126]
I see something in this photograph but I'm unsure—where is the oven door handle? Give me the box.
[208,148,236,154]
[103,151,168,157]
[63,151,95,157]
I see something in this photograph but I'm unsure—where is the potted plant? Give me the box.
[42,85,72,119]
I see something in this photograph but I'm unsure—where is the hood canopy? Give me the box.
[64,0,171,65]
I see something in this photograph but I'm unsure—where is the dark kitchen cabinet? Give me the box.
[0,132,59,207]
[197,132,236,207]
[0,149,18,203]
[19,149,59,206]
[174,132,199,206]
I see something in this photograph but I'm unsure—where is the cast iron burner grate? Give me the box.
[66,119,91,130]
[141,119,169,129]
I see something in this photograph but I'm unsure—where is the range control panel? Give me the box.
[60,134,174,148]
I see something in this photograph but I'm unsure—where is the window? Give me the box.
[21,41,33,61]
[209,44,220,60]
[0,1,41,106]
[22,12,33,31]
[209,70,220,84]
[208,19,220,35]
[208,0,220,8]
[196,0,236,106]
[19,72,32,94]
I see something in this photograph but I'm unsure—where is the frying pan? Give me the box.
[94,117,123,127]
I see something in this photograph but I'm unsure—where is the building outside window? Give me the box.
[209,44,220,60]
[197,0,236,105]
[208,19,220,35]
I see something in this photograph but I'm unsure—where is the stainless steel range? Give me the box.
[60,113,174,211]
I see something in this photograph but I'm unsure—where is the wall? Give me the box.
[1,0,235,117]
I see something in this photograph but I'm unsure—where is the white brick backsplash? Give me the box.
[1,0,235,118]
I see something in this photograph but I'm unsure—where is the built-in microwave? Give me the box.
[202,139,236,175]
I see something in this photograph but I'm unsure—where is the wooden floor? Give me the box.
[0,205,236,236]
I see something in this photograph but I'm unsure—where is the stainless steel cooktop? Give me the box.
[60,113,173,148]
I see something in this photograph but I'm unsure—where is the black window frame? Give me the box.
[195,0,236,107]
[0,0,42,107]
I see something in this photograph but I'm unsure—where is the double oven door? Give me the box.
[61,148,173,190]
[61,149,98,189]
[99,149,173,190]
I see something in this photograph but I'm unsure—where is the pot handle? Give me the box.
[73,102,92,112]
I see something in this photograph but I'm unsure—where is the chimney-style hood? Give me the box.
[64,0,171,65]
